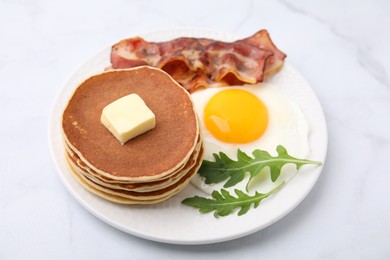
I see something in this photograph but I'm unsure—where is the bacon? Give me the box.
[241,30,287,77]
[110,30,286,92]
[205,41,272,84]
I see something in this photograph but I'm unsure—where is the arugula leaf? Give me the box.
[199,145,322,189]
[182,182,285,217]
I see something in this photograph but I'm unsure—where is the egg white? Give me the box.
[190,83,310,195]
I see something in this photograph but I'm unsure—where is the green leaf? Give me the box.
[182,182,285,217]
[198,145,322,189]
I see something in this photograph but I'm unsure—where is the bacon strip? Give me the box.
[241,30,287,77]
[110,30,286,92]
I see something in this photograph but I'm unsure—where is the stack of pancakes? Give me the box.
[62,67,203,204]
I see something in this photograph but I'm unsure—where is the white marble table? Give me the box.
[1,0,389,259]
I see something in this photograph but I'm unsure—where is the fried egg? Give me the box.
[190,83,310,194]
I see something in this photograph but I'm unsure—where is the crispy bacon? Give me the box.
[110,30,286,92]
[241,30,287,77]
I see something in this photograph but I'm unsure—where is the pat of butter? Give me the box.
[101,94,156,144]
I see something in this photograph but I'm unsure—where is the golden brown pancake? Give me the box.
[65,135,202,192]
[66,146,204,203]
[67,160,175,204]
[64,132,202,185]
[62,66,199,182]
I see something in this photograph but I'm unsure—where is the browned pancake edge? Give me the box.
[65,136,202,192]
[66,145,204,203]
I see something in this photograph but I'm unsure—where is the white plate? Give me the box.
[48,29,328,245]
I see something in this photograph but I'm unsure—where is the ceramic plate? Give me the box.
[48,29,327,245]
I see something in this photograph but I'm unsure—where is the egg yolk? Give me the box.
[204,89,268,144]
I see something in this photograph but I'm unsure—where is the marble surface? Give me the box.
[1,0,389,259]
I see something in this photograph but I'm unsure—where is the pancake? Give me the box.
[67,160,174,204]
[64,132,202,184]
[62,66,204,205]
[66,145,204,203]
[65,136,202,192]
[62,66,199,182]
